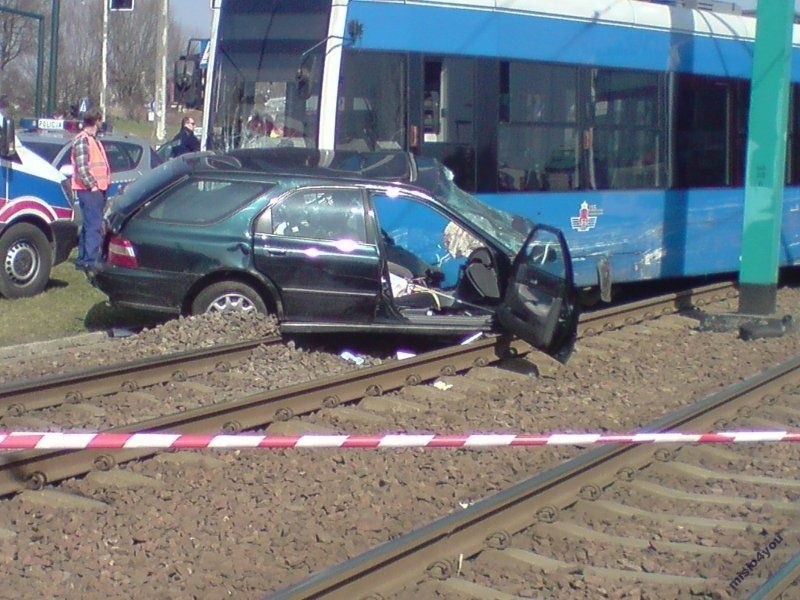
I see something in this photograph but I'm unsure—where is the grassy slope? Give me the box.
[113,112,198,146]
[113,118,162,144]
[0,255,167,346]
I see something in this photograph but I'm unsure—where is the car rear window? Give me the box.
[142,177,273,224]
[104,141,143,172]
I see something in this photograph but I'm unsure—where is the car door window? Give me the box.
[56,152,71,169]
[149,147,164,168]
[372,191,474,288]
[270,188,367,242]
[526,236,567,278]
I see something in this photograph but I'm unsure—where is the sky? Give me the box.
[170,0,213,38]
[164,1,800,37]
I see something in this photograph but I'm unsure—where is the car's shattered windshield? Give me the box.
[433,170,530,257]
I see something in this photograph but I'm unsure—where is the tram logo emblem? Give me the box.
[570,201,602,232]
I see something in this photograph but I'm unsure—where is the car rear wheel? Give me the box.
[0,223,52,299]
[191,281,267,315]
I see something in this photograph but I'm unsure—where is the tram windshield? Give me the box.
[208,0,331,152]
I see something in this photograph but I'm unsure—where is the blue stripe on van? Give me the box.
[6,168,71,211]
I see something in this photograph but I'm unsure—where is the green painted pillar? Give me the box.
[739,0,795,315]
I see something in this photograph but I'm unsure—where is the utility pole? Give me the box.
[47,0,60,116]
[701,0,795,340]
[101,1,108,118]
[738,0,794,316]
[155,0,169,142]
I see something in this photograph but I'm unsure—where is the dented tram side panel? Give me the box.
[0,116,77,299]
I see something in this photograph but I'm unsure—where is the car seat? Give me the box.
[463,247,500,301]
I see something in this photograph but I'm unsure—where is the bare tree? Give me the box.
[0,2,38,71]
[56,1,103,117]
[4,0,204,120]
[107,0,160,118]
[0,0,49,114]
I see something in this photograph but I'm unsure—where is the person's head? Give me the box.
[182,116,196,130]
[82,108,103,131]
[247,113,265,135]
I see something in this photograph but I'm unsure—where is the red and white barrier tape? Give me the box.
[0,431,799,450]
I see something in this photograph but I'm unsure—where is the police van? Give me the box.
[0,115,77,298]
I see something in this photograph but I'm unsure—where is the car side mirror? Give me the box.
[296,52,317,101]
[0,117,16,158]
[59,164,74,178]
[296,65,313,101]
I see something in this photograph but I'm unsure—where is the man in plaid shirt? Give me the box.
[70,109,110,271]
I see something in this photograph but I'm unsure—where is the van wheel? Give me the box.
[191,281,267,315]
[0,223,52,298]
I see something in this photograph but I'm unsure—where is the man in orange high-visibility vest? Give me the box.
[70,108,110,272]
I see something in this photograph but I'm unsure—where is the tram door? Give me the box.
[674,74,749,187]
[417,58,477,191]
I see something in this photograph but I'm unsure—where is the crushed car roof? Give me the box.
[167,148,449,194]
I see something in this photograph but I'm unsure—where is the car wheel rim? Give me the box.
[4,241,39,285]
[206,293,257,313]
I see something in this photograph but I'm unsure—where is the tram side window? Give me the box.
[337,51,407,152]
[590,69,664,190]
[419,57,477,192]
[497,62,579,192]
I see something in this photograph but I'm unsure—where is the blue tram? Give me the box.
[201,0,800,300]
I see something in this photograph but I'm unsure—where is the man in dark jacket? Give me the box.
[169,116,201,157]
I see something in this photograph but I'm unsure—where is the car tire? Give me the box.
[0,223,53,299]
[191,281,267,315]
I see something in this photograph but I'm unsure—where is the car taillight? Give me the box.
[107,235,138,268]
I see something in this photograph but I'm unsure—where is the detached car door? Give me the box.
[496,224,577,352]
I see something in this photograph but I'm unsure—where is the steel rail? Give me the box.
[577,281,737,337]
[0,335,532,497]
[748,550,800,600]
[0,336,283,415]
[268,351,800,600]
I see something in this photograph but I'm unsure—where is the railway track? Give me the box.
[269,350,800,599]
[0,336,283,415]
[0,336,534,496]
[0,282,738,500]
[0,281,737,418]
[576,281,737,337]
[0,279,796,598]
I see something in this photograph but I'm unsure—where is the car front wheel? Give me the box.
[191,281,267,315]
[0,223,53,299]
